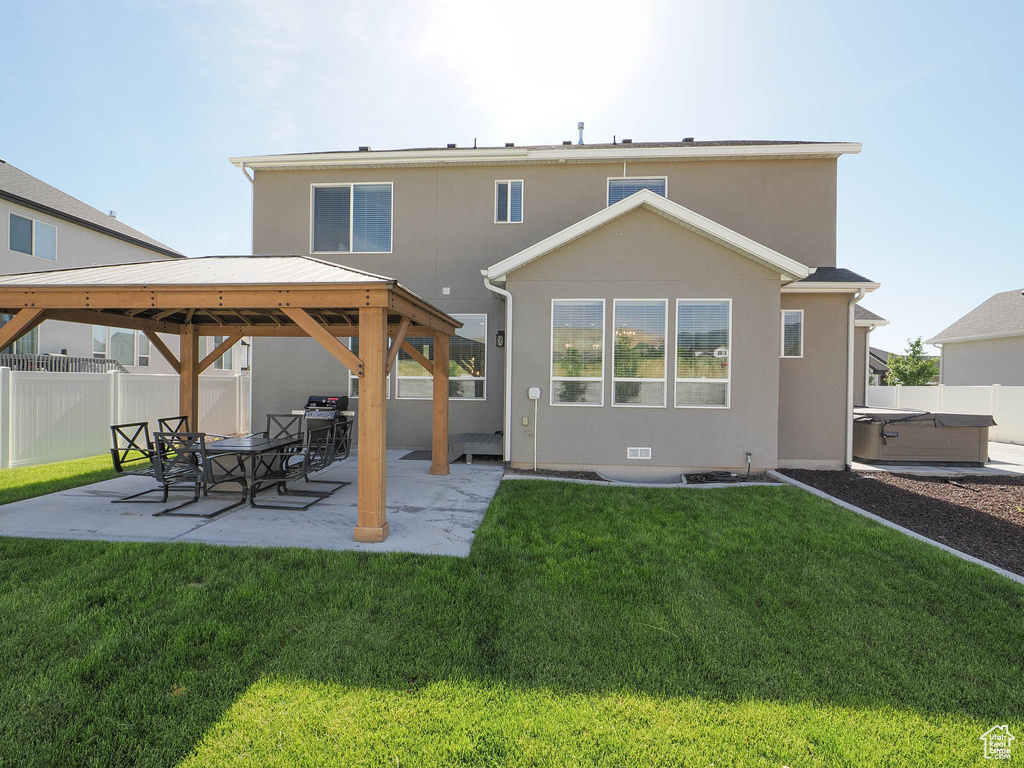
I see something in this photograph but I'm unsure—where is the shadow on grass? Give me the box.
[0,481,1022,766]
[0,468,118,506]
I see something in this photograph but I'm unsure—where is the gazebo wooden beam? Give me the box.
[198,332,244,374]
[399,340,433,375]
[0,308,46,351]
[280,307,363,376]
[430,328,450,476]
[179,325,200,431]
[143,330,180,374]
[43,309,181,335]
[355,306,389,542]
[385,317,410,376]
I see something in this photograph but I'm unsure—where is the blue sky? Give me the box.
[1,0,1021,352]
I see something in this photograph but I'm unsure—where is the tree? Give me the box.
[887,337,939,386]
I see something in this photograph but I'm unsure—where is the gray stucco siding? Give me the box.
[939,337,1024,386]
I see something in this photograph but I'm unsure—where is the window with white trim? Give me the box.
[494,180,523,223]
[348,337,391,399]
[138,333,150,367]
[613,300,667,407]
[9,213,57,261]
[449,314,486,399]
[311,183,393,253]
[551,300,604,406]
[211,336,233,370]
[92,327,159,366]
[0,314,39,354]
[781,309,803,358]
[607,177,667,206]
[675,300,731,408]
[396,336,434,399]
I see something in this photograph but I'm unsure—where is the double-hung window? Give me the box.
[212,336,233,370]
[675,300,731,408]
[613,300,667,406]
[449,314,487,399]
[9,213,57,261]
[607,177,667,206]
[311,183,393,254]
[551,299,604,406]
[137,334,151,367]
[781,310,804,358]
[0,313,39,354]
[494,180,523,223]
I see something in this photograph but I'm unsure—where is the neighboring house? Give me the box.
[867,347,891,385]
[0,159,245,376]
[928,288,1024,385]
[852,305,889,403]
[231,139,878,471]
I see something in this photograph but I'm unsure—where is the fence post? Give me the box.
[108,370,120,425]
[895,384,902,409]
[991,385,1001,440]
[937,383,945,411]
[0,367,10,470]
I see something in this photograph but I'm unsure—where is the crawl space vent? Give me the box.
[627,447,652,460]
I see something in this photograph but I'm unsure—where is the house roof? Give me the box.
[927,288,1024,343]
[0,255,390,287]
[482,189,810,282]
[782,267,879,293]
[231,140,861,171]
[855,304,889,326]
[0,159,184,260]
[868,347,891,374]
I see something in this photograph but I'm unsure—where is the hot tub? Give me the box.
[852,407,995,466]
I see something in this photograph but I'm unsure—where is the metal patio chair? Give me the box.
[298,421,350,493]
[151,432,247,518]
[245,413,304,441]
[248,425,348,510]
[158,416,229,441]
[109,422,165,503]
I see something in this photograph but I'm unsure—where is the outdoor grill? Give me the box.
[301,394,353,460]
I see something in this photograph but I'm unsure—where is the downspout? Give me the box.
[483,273,512,464]
[864,323,875,402]
[846,289,866,468]
[933,342,943,383]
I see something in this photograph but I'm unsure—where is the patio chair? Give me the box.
[248,425,349,510]
[245,413,304,441]
[151,432,248,518]
[299,421,350,493]
[109,422,165,503]
[158,416,229,441]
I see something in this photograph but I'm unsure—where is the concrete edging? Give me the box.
[501,473,779,490]
[767,470,1024,587]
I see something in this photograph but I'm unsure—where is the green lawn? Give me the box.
[0,454,116,506]
[1,480,1022,766]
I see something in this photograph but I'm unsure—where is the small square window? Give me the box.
[495,180,523,223]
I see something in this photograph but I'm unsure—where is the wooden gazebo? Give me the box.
[0,256,461,543]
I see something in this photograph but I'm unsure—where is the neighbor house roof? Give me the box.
[782,267,879,293]
[231,140,861,171]
[927,288,1024,344]
[0,159,184,259]
[855,305,889,326]
[482,189,810,282]
[868,347,891,374]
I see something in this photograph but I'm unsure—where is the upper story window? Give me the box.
[9,213,57,261]
[675,300,731,408]
[607,177,667,206]
[494,180,523,223]
[311,183,393,254]
[551,299,604,406]
[613,299,667,407]
[781,309,804,358]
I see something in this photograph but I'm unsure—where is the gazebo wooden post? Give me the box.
[354,306,390,542]
[179,325,200,431]
[430,328,450,475]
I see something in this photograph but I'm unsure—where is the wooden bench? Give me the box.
[448,432,503,464]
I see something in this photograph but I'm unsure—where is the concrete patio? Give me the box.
[850,440,1024,476]
[0,450,504,557]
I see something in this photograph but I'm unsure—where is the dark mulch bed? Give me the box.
[506,468,605,481]
[782,470,1024,576]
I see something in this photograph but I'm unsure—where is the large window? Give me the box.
[9,213,57,261]
[396,336,434,399]
[607,177,667,206]
[449,314,486,400]
[551,299,604,406]
[675,300,731,408]
[0,314,39,354]
[494,180,523,223]
[781,310,803,358]
[311,183,393,254]
[613,300,667,407]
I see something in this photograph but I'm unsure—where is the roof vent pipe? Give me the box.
[108,210,117,218]
[358,146,371,152]
[577,121,585,145]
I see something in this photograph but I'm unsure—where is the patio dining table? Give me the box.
[205,435,302,506]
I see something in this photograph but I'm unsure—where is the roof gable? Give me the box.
[483,189,810,281]
[928,289,1024,343]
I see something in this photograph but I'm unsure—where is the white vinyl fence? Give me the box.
[0,369,251,469]
[868,384,1024,445]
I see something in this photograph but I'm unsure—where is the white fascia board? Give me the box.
[926,329,1024,344]
[855,319,889,327]
[229,143,861,171]
[485,190,810,281]
[782,281,880,294]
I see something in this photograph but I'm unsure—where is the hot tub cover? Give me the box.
[853,406,996,428]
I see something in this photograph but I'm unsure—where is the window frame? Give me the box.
[9,212,57,262]
[137,332,151,367]
[0,313,39,354]
[780,309,804,359]
[493,180,524,224]
[309,182,394,255]
[448,313,487,401]
[395,335,435,400]
[550,298,606,408]
[211,335,234,370]
[612,298,668,408]
[606,176,668,207]
[674,298,732,410]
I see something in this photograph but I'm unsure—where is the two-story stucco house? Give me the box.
[231,139,879,472]
[1,159,246,376]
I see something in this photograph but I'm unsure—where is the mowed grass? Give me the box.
[0,454,116,506]
[1,480,1022,766]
